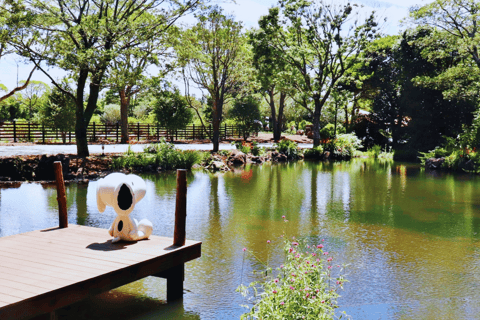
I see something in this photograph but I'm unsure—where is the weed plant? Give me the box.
[238,217,348,319]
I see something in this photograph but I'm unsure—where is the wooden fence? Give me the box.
[0,121,247,143]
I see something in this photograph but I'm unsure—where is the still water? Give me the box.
[2,159,480,319]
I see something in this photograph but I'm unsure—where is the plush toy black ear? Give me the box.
[118,184,133,210]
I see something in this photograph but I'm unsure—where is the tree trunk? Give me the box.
[212,96,222,152]
[75,70,90,158]
[276,92,286,141]
[312,97,322,147]
[268,91,280,141]
[119,89,130,144]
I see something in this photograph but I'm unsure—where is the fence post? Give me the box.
[192,124,195,140]
[156,124,159,141]
[225,123,227,139]
[147,124,150,140]
[54,161,68,229]
[69,130,71,143]
[93,122,96,141]
[137,122,140,141]
[116,123,119,143]
[176,128,178,141]
[13,120,16,143]
[27,122,31,142]
[42,124,45,143]
[105,122,107,140]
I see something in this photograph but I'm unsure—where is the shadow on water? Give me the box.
[56,290,200,320]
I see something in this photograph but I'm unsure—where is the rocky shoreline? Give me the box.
[0,148,306,185]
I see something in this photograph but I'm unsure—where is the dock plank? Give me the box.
[0,225,202,320]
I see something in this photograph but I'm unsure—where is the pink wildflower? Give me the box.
[242,248,246,252]
[274,278,279,283]
[273,290,277,294]
[321,300,325,303]
[282,215,285,219]
[280,301,284,305]
[323,252,329,255]
[328,266,332,269]
[292,242,299,246]
[327,257,333,262]
[290,286,295,290]
[317,244,324,249]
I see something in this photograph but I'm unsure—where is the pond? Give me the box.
[2,159,480,319]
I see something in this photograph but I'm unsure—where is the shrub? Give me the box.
[251,141,265,156]
[369,145,382,159]
[102,104,121,123]
[111,139,201,170]
[241,145,251,154]
[326,133,362,160]
[299,120,312,131]
[276,140,300,159]
[304,145,324,159]
[238,233,348,319]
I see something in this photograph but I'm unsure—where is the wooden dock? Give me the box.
[0,165,201,319]
[0,224,201,319]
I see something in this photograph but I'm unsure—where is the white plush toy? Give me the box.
[96,172,153,243]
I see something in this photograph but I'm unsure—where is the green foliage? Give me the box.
[102,104,121,123]
[153,88,193,140]
[304,146,324,159]
[112,139,201,171]
[369,145,382,159]
[276,140,300,159]
[326,133,363,160]
[35,82,75,142]
[299,120,312,131]
[238,237,348,320]
[229,95,261,141]
[251,141,265,157]
[241,145,251,154]
[320,124,335,141]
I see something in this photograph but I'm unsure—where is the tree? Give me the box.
[176,6,247,152]
[19,80,49,120]
[153,87,193,142]
[36,81,75,143]
[409,0,480,101]
[12,0,201,157]
[106,20,176,144]
[229,95,261,141]
[257,1,379,146]
[363,31,476,152]
[249,24,292,141]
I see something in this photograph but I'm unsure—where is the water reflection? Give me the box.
[2,159,480,319]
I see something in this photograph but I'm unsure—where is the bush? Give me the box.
[326,133,362,160]
[241,145,251,154]
[304,145,324,159]
[251,141,265,156]
[369,145,382,159]
[102,104,121,123]
[112,139,201,170]
[276,140,300,159]
[299,120,312,131]
[238,233,348,319]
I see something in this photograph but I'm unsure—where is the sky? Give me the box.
[0,0,434,93]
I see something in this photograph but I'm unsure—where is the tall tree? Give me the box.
[107,21,176,144]
[409,0,480,101]
[257,1,379,146]
[12,0,201,157]
[249,23,293,141]
[176,6,246,152]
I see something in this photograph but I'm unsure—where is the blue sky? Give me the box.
[0,0,433,93]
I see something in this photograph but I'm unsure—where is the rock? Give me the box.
[249,155,265,164]
[271,151,287,162]
[228,150,246,166]
[36,155,70,180]
[207,161,229,171]
[425,157,445,170]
